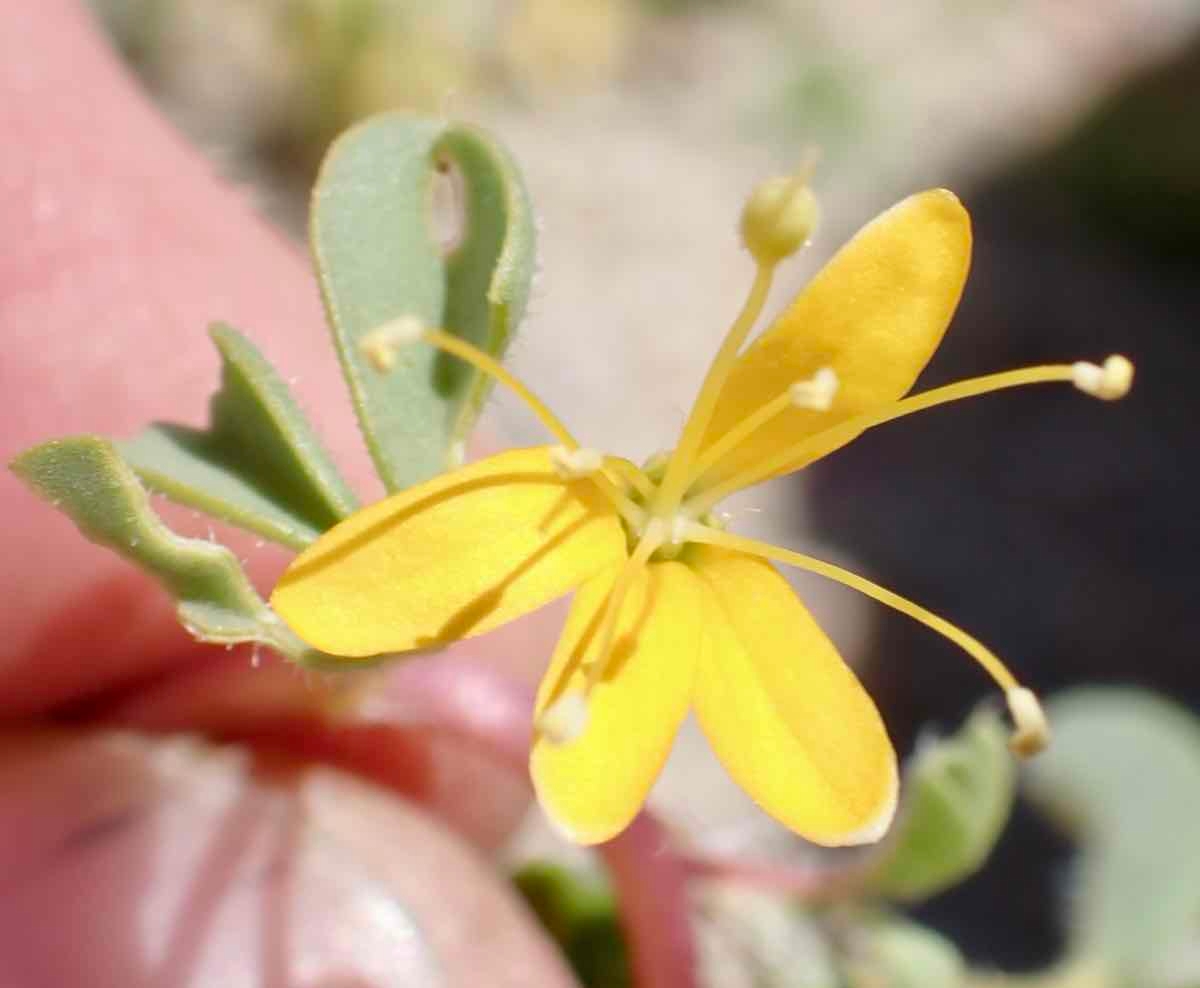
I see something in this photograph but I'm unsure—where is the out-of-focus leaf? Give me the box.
[514,862,630,988]
[1147,937,1200,988]
[10,437,359,668]
[845,918,965,988]
[1025,688,1200,984]
[311,113,535,491]
[120,323,358,550]
[870,707,1016,902]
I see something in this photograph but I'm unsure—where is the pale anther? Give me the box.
[360,315,427,372]
[1006,687,1051,758]
[550,445,604,479]
[1071,354,1134,401]
[538,691,589,745]
[789,367,839,411]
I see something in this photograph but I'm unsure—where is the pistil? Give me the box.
[649,263,775,520]
[651,168,823,522]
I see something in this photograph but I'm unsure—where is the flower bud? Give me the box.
[741,175,819,265]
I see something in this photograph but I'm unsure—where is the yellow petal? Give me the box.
[271,447,626,657]
[700,189,971,483]
[691,545,898,846]
[531,561,702,844]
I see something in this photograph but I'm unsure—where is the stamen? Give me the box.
[360,316,578,448]
[537,525,667,739]
[605,457,656,500]
[360,317,646,530]
[1072,355,1134,400]
[550,445,604,479]
[686,360,1135,515]
[679,522,1044,752]
[584,519,667,690]
[1006,686,1050,758]
[533,524,664,743]
[538,690,589,744]
[789,367,839,411]
[684,368,839,490]
[651,264,775,518]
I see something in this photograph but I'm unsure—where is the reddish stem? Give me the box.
[598,813,698,988]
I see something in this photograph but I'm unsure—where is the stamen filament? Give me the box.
[604,457,657,501]
[425,327,579,448]
[361,319,645,528]
[535,521,666,746]
[688,390,793,485]
[686,367,838,486]
[687,363,1089,514]
[547,448,648,531]
[585,520,667,691]
[651,264,775,518]
[679,522,1020,694]
[590,480,647,532]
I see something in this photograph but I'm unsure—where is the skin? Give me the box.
[0,3,574,984]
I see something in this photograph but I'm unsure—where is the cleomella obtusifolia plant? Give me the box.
[12,115,1144,987]
[273,163,1130,848]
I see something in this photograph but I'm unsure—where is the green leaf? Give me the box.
[311,113,536,491]
[870,707,1017,902]
[514,863,630,988]
[10,436,356,668]
[119,323,358,550]
[845,918,966,988]
[1025,688,1200,984]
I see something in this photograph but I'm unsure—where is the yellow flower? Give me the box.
[271,179,1132,846]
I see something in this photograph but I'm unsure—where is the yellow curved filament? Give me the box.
[680,523,1020,693]
[364,323,645,527]
[687,364,1081,514]
[604,457,656,501]
[686,387,794,487]
[422,329,578,448]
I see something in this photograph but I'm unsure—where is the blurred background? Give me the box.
[89,0,1200,974]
